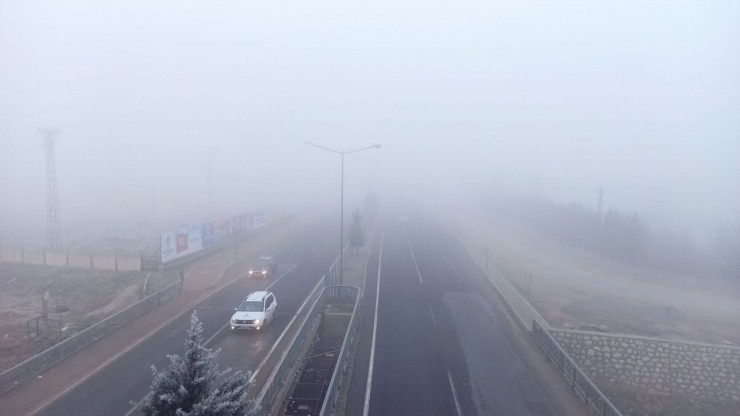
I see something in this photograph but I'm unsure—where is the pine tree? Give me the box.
[142,312,252,416]
[349,208,365,250]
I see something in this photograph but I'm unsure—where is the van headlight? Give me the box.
[262,270,267,274]
[254,319,260,324]
[248,270,253,274]
[231,318,237,324]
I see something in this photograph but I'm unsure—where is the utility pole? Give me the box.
[150,185,155,227]
[39,129,62,250]
[207,149,213,218]
[485,245,490,273]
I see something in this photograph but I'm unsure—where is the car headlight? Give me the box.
[254,319,260,324]
[248,270,253,274]
[262,270,267,274]
[231,318,236,323]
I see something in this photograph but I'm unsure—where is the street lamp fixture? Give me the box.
[305,141,381,284]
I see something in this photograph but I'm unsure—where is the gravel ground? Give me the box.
[0,263,178,371]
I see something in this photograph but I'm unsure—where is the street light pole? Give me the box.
[340,153,344,282]
[306,141,381,285]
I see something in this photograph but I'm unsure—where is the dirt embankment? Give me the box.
[450,208,740,346]
[0,264,178,372]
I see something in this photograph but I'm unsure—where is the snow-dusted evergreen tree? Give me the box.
[142,312,252,416]
[349,208,365,250]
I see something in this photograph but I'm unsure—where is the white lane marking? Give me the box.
[428,304,437,326]
[445,256,474,293]
[264,261,300,291]
[404,225,424,284]
[447,370,464,416]
[248,275,325,383]
[310,246,318,253]
[361,226,379,294]
[123,398,145,416]
[205,322,230,346]
[363,223,385,416]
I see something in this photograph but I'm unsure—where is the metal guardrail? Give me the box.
[250,244,355,416]
[0,280,182,394]
[533,320,623,416]
[319,285,361,416]
[327,244,350,286]
[250,284,324,416]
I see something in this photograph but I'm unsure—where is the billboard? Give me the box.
[254,210,270,229]
[202,218,234,248]
[160,208,279,263]
[161,226,203,263]
[234,213,252,233]
[270,207,286,223]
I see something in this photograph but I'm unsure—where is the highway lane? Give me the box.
[350,213,558,416]
[34,218,341,416]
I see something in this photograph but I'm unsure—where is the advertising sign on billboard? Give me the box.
[161,226,203,263]
[234,213,252,233]
[254,210,269,229]
[202,218,234,248]
[160,207,280,263]
[270,207,286,223]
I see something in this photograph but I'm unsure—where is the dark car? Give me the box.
[249,256,278,279]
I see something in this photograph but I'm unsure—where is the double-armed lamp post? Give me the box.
[305,141,381,284]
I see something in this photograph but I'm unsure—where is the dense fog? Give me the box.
[1,1,738,254]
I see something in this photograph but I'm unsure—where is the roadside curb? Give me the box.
[443,218,550,333]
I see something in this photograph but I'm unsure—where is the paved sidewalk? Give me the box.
[1,215,318,416]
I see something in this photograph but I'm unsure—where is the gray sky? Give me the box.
[1,1,738,241]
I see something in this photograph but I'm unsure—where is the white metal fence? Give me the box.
[533,320,623,416]
[0,280,182,394]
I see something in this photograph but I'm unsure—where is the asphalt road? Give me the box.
[346,213,559,416]
[34,218,342,416]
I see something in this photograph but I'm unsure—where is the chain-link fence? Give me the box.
[0,280,182,394]
[533,320,623,416]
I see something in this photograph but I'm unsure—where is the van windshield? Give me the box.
[237,301,263,312]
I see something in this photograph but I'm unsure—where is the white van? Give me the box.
[230,291,277,331]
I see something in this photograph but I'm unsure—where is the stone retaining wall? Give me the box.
[551,329,740,405]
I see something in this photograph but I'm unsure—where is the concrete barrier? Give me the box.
[24,250,45,265]
[69,252,92,269]
[92,255,117,271]
[45,251,67,266]
[1,248,22,263]
[117,256,141,271]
